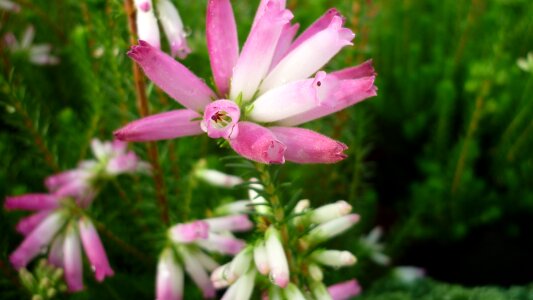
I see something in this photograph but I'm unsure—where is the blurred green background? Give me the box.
[1,0,532,299]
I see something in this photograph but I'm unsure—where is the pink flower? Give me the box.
[327,279,362,300]
[115,0,377,165]
[162,212,254,298]
[78,218,114,282]
[44,138,149,207]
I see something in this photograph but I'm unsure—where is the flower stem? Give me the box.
[254,163,298,284]
[123,0,169,225]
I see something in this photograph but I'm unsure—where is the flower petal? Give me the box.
[207,0,239,96]
[156,248,184,300]
[179,247,216,298]
[269,127,348,164]
[9,212,65,270]
[249,71,326,123]
[128,41,215,111]
[229,1,293,101]
[114,109,202,142]
[286,8,342,54]
[229,122,286,164]
[277,75,377,126]
[15,210,51,236]
[270,23,300,70]
[64,225,84,292]
[331,59,376,80]
[79,218,114,282]
[260,15,354,92]
[4,194,60,211]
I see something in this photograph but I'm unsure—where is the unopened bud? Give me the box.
[309,200,352,224]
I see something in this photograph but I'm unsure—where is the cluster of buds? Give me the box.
[18,259,67,300]
[196,164,362,299]
[3,26,59,65]
[5,139,148,292]
[156,212,254,299]
[134,0,191,59]
[44,139,149,207]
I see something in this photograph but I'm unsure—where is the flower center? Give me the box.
[210,111,233,129]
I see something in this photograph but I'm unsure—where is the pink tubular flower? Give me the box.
[9,212,66,270]
[157,248,184,300]
[44,138,148,207]
[162,212,252,298]
[327,279,362,300]
[15,210,52,236]
[4,194,60,211]
[64,225,84,292]
[78,218,114,282]
[115,1,377,165]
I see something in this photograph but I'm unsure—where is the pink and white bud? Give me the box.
[91,138,113,161]
[327,279,362,300]
[305,214,360,245]
[261,15,354,92]
[196,169,243,188]
[229,122,286,164]
[179,247,216,298]
[228,247,253,279]
[253,241,270,275]
[156,248,184,300]
[169,221,209,243]
[203,215,253,233]
[232,269,256,300]
[9,212,66,269]
[249,72,327,123]
[294,199,310,214]
[201,100,241,139]
[78,218,114,282]
[106,152,142,175]
[230,1,293,101]
[45,170,81,192]
[283,283,306,300]
[15,210,51,235]
[134,0,160,48]
[211,263,236,288]
[265,226,289,288]
[331,59,376,80]
[4,194,60,211]
[189,249,219,272]
[156,0,191,59]
[309,200,352,224]
[196,232,246,255]
[311,250,357,267]
[48,234,64,268]
[64,225,84,292]
[214,200,252,215]
[308,263,323,282]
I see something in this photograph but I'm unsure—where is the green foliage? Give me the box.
[0,0,532,299]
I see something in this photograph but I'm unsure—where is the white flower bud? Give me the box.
[309,200,352,224]
[311,250,357,267]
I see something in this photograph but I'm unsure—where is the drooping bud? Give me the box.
[265,226,289,288]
